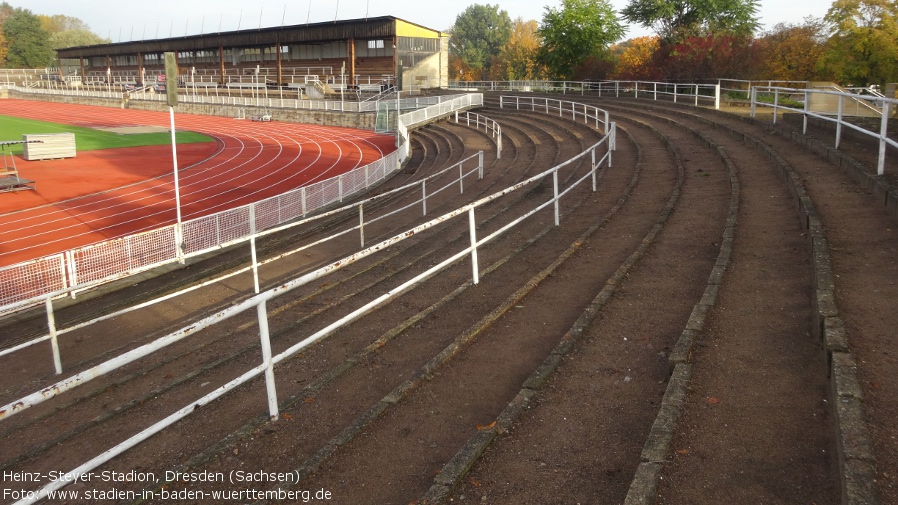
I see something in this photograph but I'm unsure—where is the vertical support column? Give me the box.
[835,95,844,149]
[219,46,226,87]
[553,169,560,226]
[256,301,279,420]
[249,205,260,293]
[591,148,597,192]
[46,297,62,375]
[773,89,779,124]
[421,180,427,215]
[301,187,307,216]
[878,99,889,176]
[468,208,479,285]
[803,91,810,135]
[459,164,464,194]
[359,204,365,248]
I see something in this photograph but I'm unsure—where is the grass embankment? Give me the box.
[0,115,213,154]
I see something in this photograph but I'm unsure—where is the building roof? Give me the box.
[57,16,447,59]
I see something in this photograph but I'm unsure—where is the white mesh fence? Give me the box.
[0,146,404,313]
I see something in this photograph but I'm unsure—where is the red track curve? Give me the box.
[0,99,397,267]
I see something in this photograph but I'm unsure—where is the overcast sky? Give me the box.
[9,0,833,42]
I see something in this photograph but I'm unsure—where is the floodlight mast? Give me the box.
[165,52,184,264]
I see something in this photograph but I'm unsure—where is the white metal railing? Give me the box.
[751,86,897,175]
[0,92,483,317]
[448,80,721,110]
[455,111,503,159]
[5,108,614,505]
[0,151,485,377]
[500,95,612,133]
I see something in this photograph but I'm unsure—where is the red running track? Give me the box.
[0,99,397,267]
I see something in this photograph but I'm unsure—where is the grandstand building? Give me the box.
[54,16,449,94]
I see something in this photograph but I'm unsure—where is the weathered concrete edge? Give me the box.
[629,101,884,505]
[418,119,685,504]
[623,127,740,505]
[715,109,884,505]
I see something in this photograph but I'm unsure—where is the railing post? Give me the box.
[591,148,597,192]
[479,151,485,178]
[46,297,62,375]
[65,250,78,299]
[338,174,344,202]
[421,180,427,215]
[256,301,279,420]
[459,163,464,194]
[468,208,479,285]
[836,95,844,149]
[879,99,888,176]
[301,186,307,216]
[750,87,757,118]
[773,89,779,124]
[803,91,809,135]
[714,84,720,110]
[249,205,260,293]
[553,169,560,226]
[359,203,365,248]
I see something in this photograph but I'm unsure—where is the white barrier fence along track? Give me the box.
[3,96,613,505]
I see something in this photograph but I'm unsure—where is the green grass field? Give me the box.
[0,115,213,154]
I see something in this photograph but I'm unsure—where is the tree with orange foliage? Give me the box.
[496,18,545,80]
[611,36,661,80]
[756,18,829,81]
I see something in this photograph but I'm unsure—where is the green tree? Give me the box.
[621,0,760,42]
[821,0,898,86]
[449,4,512,81]
[50,30,110,50]
[38,14,91,34]
[538,0,626,80]
[3,6,54,67]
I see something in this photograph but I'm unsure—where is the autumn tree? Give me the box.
[3,6,54,67]
[496,18,544,80]
[756,18,829,81]
[611,36,661,79]
[538,0,626,80]
[449,4,512,81]
[820,0,898,86]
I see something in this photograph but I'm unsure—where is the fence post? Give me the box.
[836,95,844,149]
[803,91,809,135]
[249,206,260,293]
[65,250,78,299]
[256,301,279,420]
[421,180,427,215]
[468,208,479,285]
[338,174,344,202]
[459,163,464,194]
[714,84,720,110]
[479,151,485,178]
[878,99,888,176]
[591,148,597,192]
[553,169,560,226]
[359,203,365,248]
[301,187,307,217]
[46,297,62,375]
[773,89,779,124]
[750,87,757,118]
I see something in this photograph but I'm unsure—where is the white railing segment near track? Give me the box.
[448,80,721,110]
[5,98,613,505]
[0,93,481,316]
[0,152,486,372]
[751,86,898,176]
